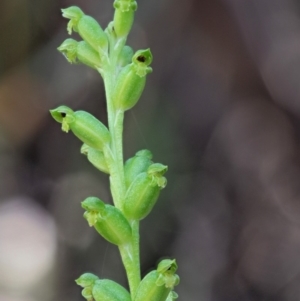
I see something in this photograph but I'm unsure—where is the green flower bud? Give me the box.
[134,271,169,301]
[147,163,168,188]
[157,259,177,274]
[156,260,180,289]
[131,49,153,76]
[134,260,179,301]
[76,273,100,301]
[82,196,105,226]
[124,149,153,188]
[77,41,102,69]
[92,279,131,301]
[113,0,137,38]
[61,6,84,34]
[123,163,167,220]
[62,6,108,53]
[118,45,134,68]
[81,144,109,174]
[58,39,102,69]
[77,15,108,53]
[113,49,153,111]
[50,105,75,131]
[82,287,93,301]
[57,38,78,63]
[82,197,132,245]
[75,273,99,288]
[50,106,111,150]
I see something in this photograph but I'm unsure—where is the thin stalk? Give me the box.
[103,72,125,210]
[113,109,125,201]
[103,36,126,209]
[131,220,140,270]
[131,220,141,287]
[119,241,141,298]
[103,36,141,298]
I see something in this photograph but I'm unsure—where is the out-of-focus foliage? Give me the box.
[1,0,300,300]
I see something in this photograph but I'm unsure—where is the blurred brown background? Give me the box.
[1,0,300,300]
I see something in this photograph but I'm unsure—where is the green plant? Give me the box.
[50,2,179,301]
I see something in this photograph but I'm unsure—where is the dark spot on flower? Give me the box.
[137,55,146,63]
[61,112,66,118]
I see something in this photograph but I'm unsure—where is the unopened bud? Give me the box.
[58,39,101,69]
[81,144,109,174]
[62,6,108,52]
[82,197,132,246]
[113,0,137,38]
[76,273,99,288]
[92,279,131,301]
[134,259,179,301]
[124,149,153,188]
[118,45,134,68]
[123,163,167,220]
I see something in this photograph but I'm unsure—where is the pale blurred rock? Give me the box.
[0,197,57,293]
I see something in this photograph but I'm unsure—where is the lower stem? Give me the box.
[131,220,140,282]
[119,236,141,298]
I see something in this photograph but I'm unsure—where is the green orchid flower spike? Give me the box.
[52,2,180,301]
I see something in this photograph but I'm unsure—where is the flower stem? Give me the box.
[103,48,141,298]
[103,72,125,210]
[119,240,141,298]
